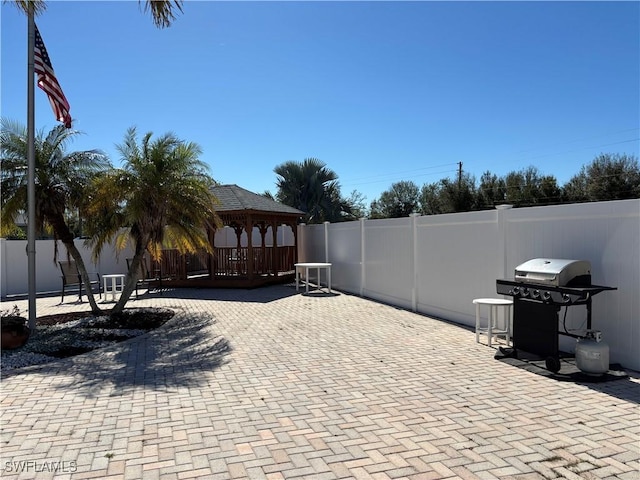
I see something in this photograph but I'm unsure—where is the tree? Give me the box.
[370,181,419,219]
[504,169,529,206]
[344,190,367,219]
[538,175,562,205]
[11,0,184,28]
[562,172,588,203]
[419,182,445,215]
[84,127,220,314]
[439,173,477,213]
[504,166,560,206]
[274,158,353,223]
[418,174,477,215]
[564,153,640,202]
[477,171,507,209]
[0,119,110,313]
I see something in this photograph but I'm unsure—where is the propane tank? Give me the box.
[575,330,609,376]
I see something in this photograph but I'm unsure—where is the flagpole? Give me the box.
[27,7,37,330]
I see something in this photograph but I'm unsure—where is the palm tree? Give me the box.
[84,127,221,314]
[10,0,184,28]
[274,158,353,223]
[0,119,111,314]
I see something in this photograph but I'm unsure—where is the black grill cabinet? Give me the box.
[496,258,616,372]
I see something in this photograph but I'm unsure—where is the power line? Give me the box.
[505,138,639,163]
[342,162,459,183]
[509,127,639,156]
[342,168,458,188]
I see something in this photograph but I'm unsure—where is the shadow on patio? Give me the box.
[128,283,301,304]
[20,310,232,398]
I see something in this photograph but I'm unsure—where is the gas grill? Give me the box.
[496,258,616,372]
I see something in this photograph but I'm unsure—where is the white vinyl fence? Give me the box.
[0,238,134,298]
[0,225,295,299]
[298,200,640,371]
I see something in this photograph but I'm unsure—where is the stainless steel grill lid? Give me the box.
[514,258,591,286]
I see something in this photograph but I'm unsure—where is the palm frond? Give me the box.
[1,119,111,237]
[140,0,183,28]
[8,0,47,16]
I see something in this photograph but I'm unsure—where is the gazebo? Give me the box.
[159,184,304,288]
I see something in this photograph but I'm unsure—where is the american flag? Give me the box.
[34,24,72,128]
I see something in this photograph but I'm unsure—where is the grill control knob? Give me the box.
[531,289,540,299]
[562,294,571,303]
[511,287,520,296]
[521,288,529,297]
[542,291,551,301]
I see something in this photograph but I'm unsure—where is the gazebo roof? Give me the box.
[211,184,304,217]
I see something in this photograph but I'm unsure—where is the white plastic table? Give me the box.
[473,298,513,347]
[295,263,332,294]
[103,274,126,301]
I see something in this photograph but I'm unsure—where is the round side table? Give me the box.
[473,298,513,347]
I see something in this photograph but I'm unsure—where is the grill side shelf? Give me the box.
[496,279,616,305]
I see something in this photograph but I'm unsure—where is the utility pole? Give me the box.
[454,162,464,212]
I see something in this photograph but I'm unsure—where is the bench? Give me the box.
[59,260,102,302]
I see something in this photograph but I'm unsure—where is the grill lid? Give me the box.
[514,258,591,286]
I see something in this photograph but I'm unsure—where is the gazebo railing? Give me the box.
[157,246,296,280]
[152,249,209,280]
[212,246,296,277]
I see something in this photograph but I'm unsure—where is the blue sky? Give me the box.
[2,1,639,205]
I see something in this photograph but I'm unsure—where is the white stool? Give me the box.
[473,298,513,347]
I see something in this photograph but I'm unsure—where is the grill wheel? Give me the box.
[545,356,561,373]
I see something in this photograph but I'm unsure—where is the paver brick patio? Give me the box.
[1,285,639,479]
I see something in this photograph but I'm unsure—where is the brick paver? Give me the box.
[1,286,639,479]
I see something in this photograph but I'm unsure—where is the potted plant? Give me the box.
[1,306,30,350]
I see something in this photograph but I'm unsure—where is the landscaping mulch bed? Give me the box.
[36,308,173,328]
[1,308,175,374]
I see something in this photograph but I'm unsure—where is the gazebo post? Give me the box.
[246,217,254,282]
[292,222,299,265]
[258,222,269,275]
[233,224,243,275]
[208,226,217,277]
[271,221,279,277]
